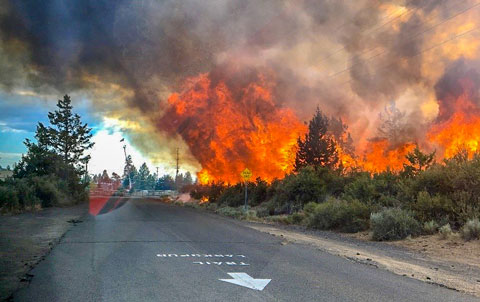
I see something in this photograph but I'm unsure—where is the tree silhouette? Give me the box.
[294,107,338,171]
[43,95,94,170]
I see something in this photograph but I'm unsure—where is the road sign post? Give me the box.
[244,181,248,211]
[240,168,252,211]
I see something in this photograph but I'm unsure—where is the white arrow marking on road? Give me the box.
[219,273,271,291]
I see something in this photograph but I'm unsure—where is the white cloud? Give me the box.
[87,129,168,176]
[0,121,27,133]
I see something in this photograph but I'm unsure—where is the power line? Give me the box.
[327,1,480,80]
[338,25,480,88]
[317,0,436,66]
[341,0,469,67]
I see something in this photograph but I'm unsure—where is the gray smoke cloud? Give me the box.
[1,0,479,164]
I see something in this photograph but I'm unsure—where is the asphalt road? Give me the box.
[13,199,479,302]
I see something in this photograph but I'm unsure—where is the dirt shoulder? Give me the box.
[0,205,87,301]
[244,222,480,298]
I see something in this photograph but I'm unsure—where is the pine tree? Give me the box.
[123,155,137,189]
[294,107,338,171]
[45,95,94,170]
[136,163,150,190]
[184,172,193,185]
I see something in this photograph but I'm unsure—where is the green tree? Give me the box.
[156,175,175,190]
[184,172,193,186]
[294,107,338,171]
[44,95,94,170]
[402,146,436,177]
[136,163,151,190]
[13,124,72,179]
[123,155,137,189]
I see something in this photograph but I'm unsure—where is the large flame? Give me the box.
[357,140,416,173]
[160,72,307,184]
[159,64,480,182]
[428,89,480,159]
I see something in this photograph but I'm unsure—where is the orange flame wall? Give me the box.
[159,72,306,184]
[160,63,480,182]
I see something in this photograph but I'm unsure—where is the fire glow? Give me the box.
[161,69,480,184]
[159,72,306,184]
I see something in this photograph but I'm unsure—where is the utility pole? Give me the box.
[123,144,132,191]
[175,148,179,190]
[175,148,179,180]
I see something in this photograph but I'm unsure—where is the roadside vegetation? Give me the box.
[0,95,93,213]
[182,108,480,242]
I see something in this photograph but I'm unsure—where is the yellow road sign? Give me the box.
[240,168,252,180]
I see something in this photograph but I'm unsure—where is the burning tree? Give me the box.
[402,146,436,177]
[294,107,338,171]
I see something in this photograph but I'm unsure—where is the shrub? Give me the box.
[370,208,421,241]
[31,176,62,207]
[244,209,259,221]
[423,220,439,235]
[205,202,218,212]
[414,191,454,223]
[0,185,19,211]
[461,218,480,241]
[343,171,401,207]
[265,215,292,225]
[289,212,305,224]
[217,184,245,207]
[215,206,244,219]
[308,198,371,233]
[184,201,201,209]
[255,206,272,218]
[438,224,452,239]
[250,178,268,206]
[173,200,184,206]
[13,178,38,209]
[271,167,327,213]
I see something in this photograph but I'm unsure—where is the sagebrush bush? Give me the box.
[307,198,370,233]
[370,208,421,241]
[184,201,201,209]
[438,223,453,239]
[205,202,218,212]
[215,206,244,219]
[423,220,439,235]
[461,218,480,240]
[289,212,305,224]
[265,215,292,225]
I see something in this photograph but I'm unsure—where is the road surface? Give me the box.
[13,199,479,301]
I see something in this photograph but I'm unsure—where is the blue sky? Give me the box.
[0,92,98,168]
[0,92,164,175]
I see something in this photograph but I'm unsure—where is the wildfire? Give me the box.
[158,62,480,181]
[428,96,480,159]
[160,71,307,184]
[357,140,416,173]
